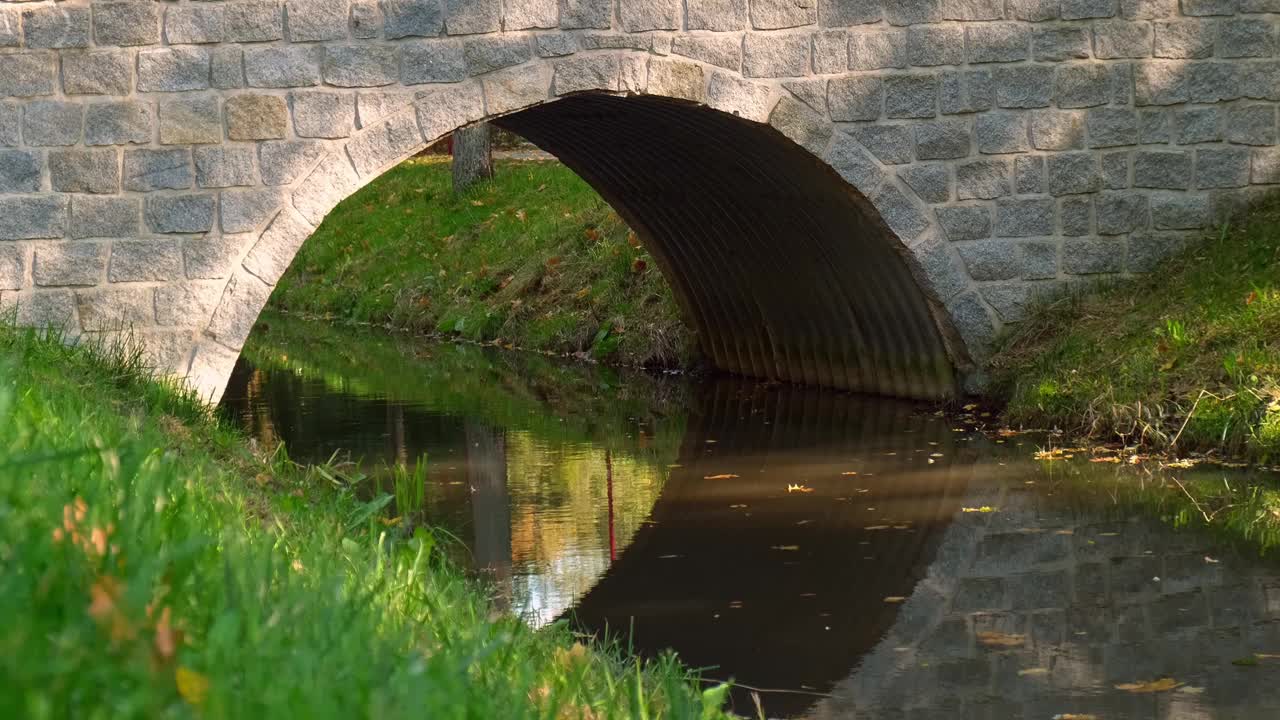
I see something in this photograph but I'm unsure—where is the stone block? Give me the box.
[1061,196,1092,235]
[245,46,321,88]
[915,119,970,160]
[0,149,40,193]
[825,133,885,191]
[0,52,57,98]
[240,206,311,284]
[463,35,533,75]
[222,188,285,235]
[995,198,1055,237]
[828,77,881,122]
[1055,64,1111,108]
[70,196,140,240]
[137,48,211,93]
[1063,238,1123,274]
[848,31,907,70]
[940,70,994,115]
[687,0,747,31]
[1224,105,1278,146]
[1134,150,1193,189]
[1033,26,1090,62]
[205,270,272,349]
[291,91,356,139]
[93,2,161,46]
[1252,147,1280,184]
[913,239,968,301]
[936,206,992,241]
[742,33,809,78]
[849,124,912,164]
[750,0,815,29]
[1154,20,1213,59]
[908,26,965,67]
[1015,155,1045,194]
[900,163,950,203]
[1174,107,1220,144]
[1189,62,1242,104]
[85,102,152,146]
[22,6,90,49]
[225,95,288,140]
[1220,18,1276,59]
[553,56,620,94]
[1063,0,1119,18]
[347,111,423,176]
[291,153,360,225]
[481,65,549,116]
[159,96,222,145]
[1019,240,1058,279]
[947,291,997,356]
[165,5,225,45]
[503,0,556,30]
[325,45,400,87]
[0,196,66,240]
[1151,194,1211,229]
[812,30,849,74]
[49,149,119,194]
[981,283,1032,323]
[401,39,466,85]
[1088,108,1140,148]
[23,100,81,147]
[184,235,245,280]
[357,91,414,127]
[288,0,349,42]
[351,1,384,37]
[0,103,16,146]
[76,287,156,331]
[975,112,1029,154]
[383,0,445,38]
[146,195,216,234]
[619,0,680,31]
[647,59,705,103]
[108,241,183,283]
[1102,151,1131,189]
[1135,61,1190,105]
[155,282,222,328]
[124,148,193,192]
[957,159,1011,200]
[769,96,831,154]
[996,65,1053,109]
[885,75,937,119]
[966,24,1031,64]
[62,50,132,96]
[0,245,22,291]
[1197,147,1251,189]
[194,147,256,189]
[225,0,284,42]
[1048,153,1101,196]
[671,35,741,70]
[33,243,103,287]
[869,182,929,242]
[959,240,1020,281]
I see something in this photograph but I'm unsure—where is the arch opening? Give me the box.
[495,94,958,399]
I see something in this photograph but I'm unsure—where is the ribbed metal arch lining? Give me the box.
[496,94,957,400]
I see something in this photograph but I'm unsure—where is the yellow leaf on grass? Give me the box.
[704,474,739,480]
[176,666,210,706]
[883,596,906,603]
[378,516,402,527]
[1114,678,1182,693]
[976,631,1025,648]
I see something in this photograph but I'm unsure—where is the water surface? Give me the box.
[222,316,1280,719]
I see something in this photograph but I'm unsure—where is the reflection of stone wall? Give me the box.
[811,481,1280,719]
[6,2,1280,400]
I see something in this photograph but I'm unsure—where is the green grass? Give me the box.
[992,202,1280,463]
[269,157,696,369]
[0,323,731,719]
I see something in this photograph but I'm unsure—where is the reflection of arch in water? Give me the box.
[566,378,980,717]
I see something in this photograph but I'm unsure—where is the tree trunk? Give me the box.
[452,123,493,194]
[466,421,512,611]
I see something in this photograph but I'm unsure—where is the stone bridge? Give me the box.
[2,0,1277,402]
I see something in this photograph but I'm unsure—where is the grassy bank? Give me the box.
[269,157,697,369]
[0,324,730,718]
[992,204,1280,463]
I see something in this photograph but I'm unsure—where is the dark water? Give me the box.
[222,316,1280,719]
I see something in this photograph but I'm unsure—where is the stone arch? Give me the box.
[177,54,977,403]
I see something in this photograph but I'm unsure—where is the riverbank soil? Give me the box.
[0,324,728,718]
[268,157,698,369]
[990,204,1280,463]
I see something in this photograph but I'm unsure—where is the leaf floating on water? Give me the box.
[963,403,979,411]
[1018,667,1050,676]
[840,471,859,476]
[729,504,748,509]
[864,525,890,530]
[657,554,683,559]
[703,474,739,480]
[1052,715,1099,720]
[962,506,998,513]
[787,484,814,493]
[976,631,1026,648]
[883,596,906,603]
[771,545,800,551]
[1114,678,1182,693]
[1089,456,1121,463]
[666,464,682,468]
[1166,459,1198,468]
[1232,656,1260,666]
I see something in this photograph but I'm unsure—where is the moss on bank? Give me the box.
[0,324,729,718]
[268,157,697,369]
[991,204,1280,463]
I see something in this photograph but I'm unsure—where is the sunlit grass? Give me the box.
[993,201,1280,462]
[0,322,730,719]
[268,156,696,368]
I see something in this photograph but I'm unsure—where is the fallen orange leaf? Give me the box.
[1114,678,1182,693]
[976,631,1025,648]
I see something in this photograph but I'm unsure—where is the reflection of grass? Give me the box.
[242,311,689,468]
[268,157,696,367]
[993,205,1280,462]
[0,322,730,718]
